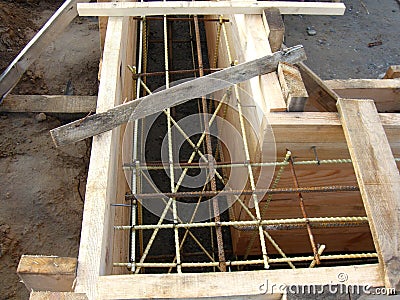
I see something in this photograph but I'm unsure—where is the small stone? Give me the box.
[307,28,317,36]
[35,113,47,122]
[0,115,7,120]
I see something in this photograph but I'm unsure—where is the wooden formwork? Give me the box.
[4,1,399,299]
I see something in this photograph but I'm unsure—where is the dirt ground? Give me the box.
[0,1,98,299]
[285,0,400,79]
[0,0,399,299]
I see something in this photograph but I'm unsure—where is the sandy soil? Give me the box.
[0,114,89,299]
[0,1,98,299]
[0,0,399,299]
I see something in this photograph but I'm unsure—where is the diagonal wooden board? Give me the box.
[50,46,306,147]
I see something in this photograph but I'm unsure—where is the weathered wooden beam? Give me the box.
[337,99,400,290]
[0,0,90,103]
[17,255,77,292]
[0,95,97,113]
[50,46,306,147]
[30,292,88,300]
[277,62,308,111]
[263,8,285,53]
[96,264,383,299]
[77,1,346,17]
[325,79,400,112]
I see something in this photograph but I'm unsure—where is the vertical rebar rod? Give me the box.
[164,13,182,273]
[220,19,269,269]
[129,10,146,273]
[193,14,227,271]
[244,151,291,259]
[288,154,320,265]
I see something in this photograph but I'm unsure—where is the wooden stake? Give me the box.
[277,62,308,111]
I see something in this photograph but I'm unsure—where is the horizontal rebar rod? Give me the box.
[124,158,400,171]
[127,186,359,200]
[240,221,369,231]
[131,68,222,79]
[148,39,206,44]
[113,253,378,268]
[115,216,368,230]
[123,158,355,171]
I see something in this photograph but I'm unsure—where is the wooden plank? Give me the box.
[230,13,286,112]
[263,8,285,53]
[17,255,77,292]
[267,112,400,160]
[325,79,400,112]
[96,264,383,299]
[277,62,308,111]
[77,1,346,17]
[74,16,134,299]
[383,65,400,79]
[0,95,97,113]
[49,46,306,147]
[268,112,400,143]
[30,292,88,300]
[337,99,400,290]
[0,0,90,103]
[297,62,339,111]
[235,227,374,255]
[98,0,110,53]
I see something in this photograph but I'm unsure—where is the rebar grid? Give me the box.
[115,13,382,275]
